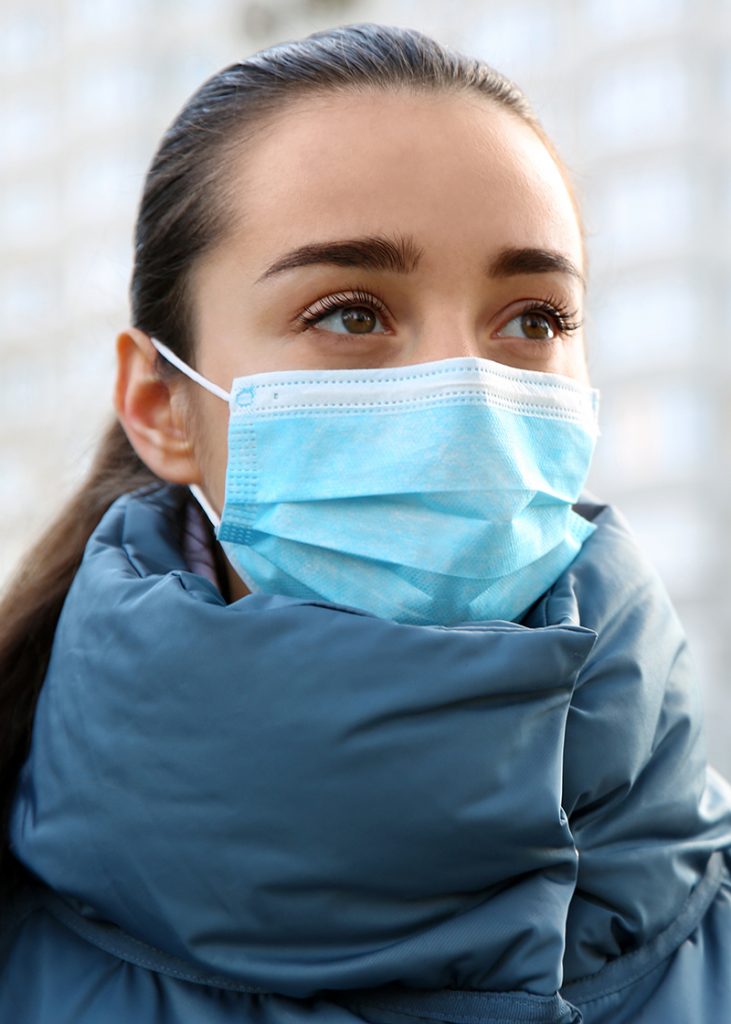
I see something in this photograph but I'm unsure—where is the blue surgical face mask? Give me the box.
[151,339,599,625]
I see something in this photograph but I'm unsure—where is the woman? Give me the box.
[1,22,729,1024]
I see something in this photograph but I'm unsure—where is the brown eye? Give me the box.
[496,310,557,342]
[309,303,386,335]
[341,306,378,333]
[520,312,555,340]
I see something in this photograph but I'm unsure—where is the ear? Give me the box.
[114,328,202,485]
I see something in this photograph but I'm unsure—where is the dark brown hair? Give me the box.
[0,22,568,893]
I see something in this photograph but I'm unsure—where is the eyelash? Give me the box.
[519,294,583,337]
[296,289,390,330]
[296,289,583,337]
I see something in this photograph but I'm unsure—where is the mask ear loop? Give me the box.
[149,337,231,403]
[149,336,227,530]
[189,484,221,530]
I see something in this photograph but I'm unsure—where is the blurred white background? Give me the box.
[1,0,730,773]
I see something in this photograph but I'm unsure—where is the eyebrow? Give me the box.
[488,246,585,290]
[256,233,584,289]
[257,234,422,281]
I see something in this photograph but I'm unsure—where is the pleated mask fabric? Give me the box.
[152,341,599,625]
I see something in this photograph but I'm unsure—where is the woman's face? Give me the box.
[179,87,587,574]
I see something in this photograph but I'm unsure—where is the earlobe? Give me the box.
[114,328,202,485]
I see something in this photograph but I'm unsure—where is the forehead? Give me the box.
[225,88,583,269]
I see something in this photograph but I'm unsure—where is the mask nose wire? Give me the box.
[149,337,231,403]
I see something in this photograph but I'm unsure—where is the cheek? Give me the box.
[566,337,590,386]
[192,394,231,513]
[549,334,588,385]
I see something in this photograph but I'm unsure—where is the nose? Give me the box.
[392,306,485,366]
[403,328,484,365]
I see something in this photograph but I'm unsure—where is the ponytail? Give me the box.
[0,421,156,896]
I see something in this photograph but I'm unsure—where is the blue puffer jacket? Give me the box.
[2,484,730,1023]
